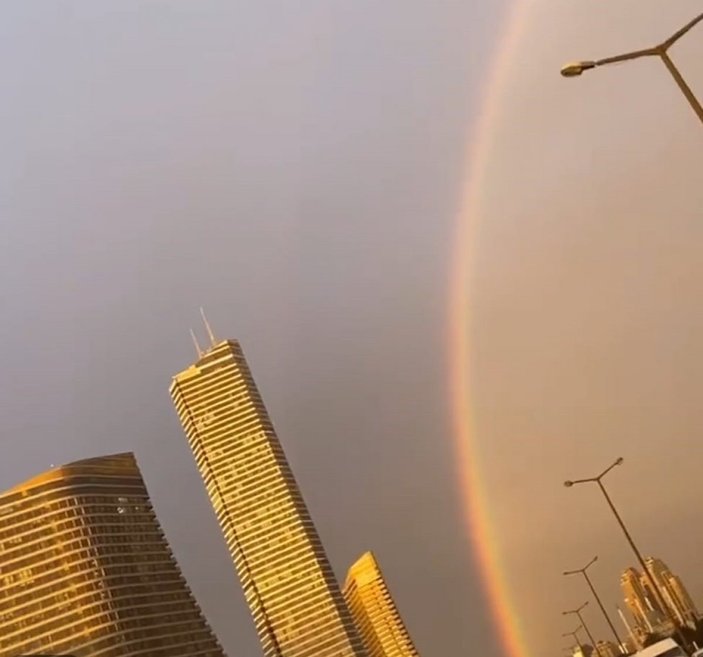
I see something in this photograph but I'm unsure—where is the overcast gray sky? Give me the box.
[2,3,703,657]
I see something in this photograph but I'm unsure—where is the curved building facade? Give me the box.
[343,551,420,657]
[0,452,227,657]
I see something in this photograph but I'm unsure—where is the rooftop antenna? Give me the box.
[200,307,217,347]
[190,329,204,359]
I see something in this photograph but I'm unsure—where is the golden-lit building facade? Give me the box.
[170,338,367,657]
[343,551,420,657]
[0,452,226,657]
[621,567,658,632]
[669,574,698,623]
[645,557,699,625]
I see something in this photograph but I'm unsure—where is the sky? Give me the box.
[1,2,702,657]
[469,2,703,656]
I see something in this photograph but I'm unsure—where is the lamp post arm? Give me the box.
[585,556,598,570]
[658,51,703,125]
[569,477,598,486]
[662,11,703,49]
[595,47,658,67]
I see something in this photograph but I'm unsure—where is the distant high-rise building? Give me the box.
[645,558,698,626]
[343,551,420,657]
[621,567,662,632]
[170,335,367,657]
[0,453,226,657]
[669,575,698,623]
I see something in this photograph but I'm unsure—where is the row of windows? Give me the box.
[0,471,144,505]
[1,534,168,574]
[1,563,187,607]
[2,598,211,642]
[7,618,222,657]
[0,509,158,546]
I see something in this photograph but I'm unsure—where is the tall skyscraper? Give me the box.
[343,551,420,657]
[170,335,367,657]
[645,558,699,626]
[0,453,226,657]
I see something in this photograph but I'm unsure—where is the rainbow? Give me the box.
[449,3,533,657]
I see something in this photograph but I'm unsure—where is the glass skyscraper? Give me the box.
[0,452,226,657]
[170,337,367,657]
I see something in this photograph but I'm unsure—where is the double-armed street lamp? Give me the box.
[563,602,602,657]
[561,11,703,126]
[564,458,688,649]
[562,625,585,653]
[564,556,624,653]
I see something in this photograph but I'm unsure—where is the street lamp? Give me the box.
[560,11,703,125]
[563,602,602,657]
[564,556,624,653]
[563,625,585,653]
[564,458,687,649]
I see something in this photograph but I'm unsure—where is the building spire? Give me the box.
[190,329,204,359]
[200,307,217,347]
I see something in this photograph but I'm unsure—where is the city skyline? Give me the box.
[1,2,703,657]
[619,557,699,643]
[559,555,703,653]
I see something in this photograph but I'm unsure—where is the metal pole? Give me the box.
[658,50,703,125]
[583,569,625,652]
[577,610,603,657]
[564,629,584,655]
[597,480,689,650]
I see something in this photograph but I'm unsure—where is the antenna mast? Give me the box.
[190,329,204,359]
[200,307,217,346]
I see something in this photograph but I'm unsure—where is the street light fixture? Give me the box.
[560,11,703,125]
[562,625,584,653]
[564,458,687,649]
[564,556,625,654]
[563,602,602,657]
[561,61,596,77]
